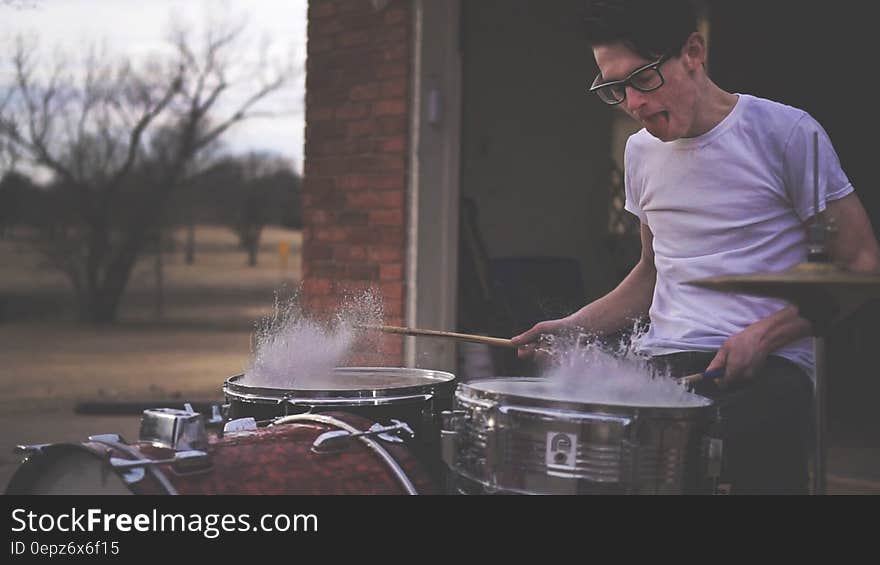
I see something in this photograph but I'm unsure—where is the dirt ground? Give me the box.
[1,225,878,494]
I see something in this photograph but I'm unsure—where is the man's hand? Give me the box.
[705,323,771,389]
[510,318,573,362]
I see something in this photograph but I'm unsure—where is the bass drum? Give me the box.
[6,412,435,495]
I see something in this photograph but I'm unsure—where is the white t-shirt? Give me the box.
[624,94,854,372]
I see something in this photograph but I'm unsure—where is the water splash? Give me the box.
[534,322,709,408]
[242,287,386,388]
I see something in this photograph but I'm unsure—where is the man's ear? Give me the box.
[681,32,707,71]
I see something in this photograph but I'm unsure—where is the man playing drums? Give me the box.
[511,0,880,493]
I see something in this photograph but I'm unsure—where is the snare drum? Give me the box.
[442,377,721,495]
[6,411,434,495]
[223,367,456,480]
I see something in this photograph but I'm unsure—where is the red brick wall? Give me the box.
[302,0,410,363]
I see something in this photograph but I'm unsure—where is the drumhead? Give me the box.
[460,377,712,414]
[5,445,132,495]
[224,366,456,402]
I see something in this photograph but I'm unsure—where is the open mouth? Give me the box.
[643,110,668,124]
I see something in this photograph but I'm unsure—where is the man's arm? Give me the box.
[567,222,657,334]
[512,223,656,356]
[705,304,811,385]
[823,193,880,272]
[708,193,880,386]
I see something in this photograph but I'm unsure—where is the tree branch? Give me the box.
[103,67,183,194]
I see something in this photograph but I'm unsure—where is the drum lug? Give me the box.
[206,405,229,438]
[618,413,641,493]
[88,434,126,444]
[441,410,465,429]
[278,394,294,416]
[440,410,465,468]
[703,436,724,479]
[207,404,226,426]
[484,405,501,479]
[621,439,641,493]
[703,407,725,493]
[311,420,414,454]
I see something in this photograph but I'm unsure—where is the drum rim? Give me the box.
[457,376,713,418]
[224,366,456,403]
[5,443,134,495]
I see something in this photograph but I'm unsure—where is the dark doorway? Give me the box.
[456,0,614,377]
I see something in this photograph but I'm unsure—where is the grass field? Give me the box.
[0,225,301,487]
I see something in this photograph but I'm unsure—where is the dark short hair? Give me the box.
[583,0,698,60]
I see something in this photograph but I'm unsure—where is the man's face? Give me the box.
[592,42,698,141]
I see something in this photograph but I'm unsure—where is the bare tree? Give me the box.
[185,151,300,267]
[0,20,294,323]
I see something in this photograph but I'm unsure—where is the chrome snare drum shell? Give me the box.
[443,377,717,495]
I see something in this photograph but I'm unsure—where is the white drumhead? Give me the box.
[467,377,712,408]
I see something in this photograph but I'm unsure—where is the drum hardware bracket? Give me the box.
[14,443,54,456]
[277,394,320,416]
[110,450,211,471]
[110,462,146,485]
[139,407,209,452]
[278,394,293,416]
[369,421,414,443]
[224,417,259,434]
[87,435,179,495]
[311,420,414,454]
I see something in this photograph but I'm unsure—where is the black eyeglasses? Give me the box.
[589,55,669,105]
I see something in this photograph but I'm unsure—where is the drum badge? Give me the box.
[546,432,577,469]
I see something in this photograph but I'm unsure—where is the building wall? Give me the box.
[302,0,411,363]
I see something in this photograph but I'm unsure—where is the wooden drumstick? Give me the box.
[677,368,724,386]
[678,373,705,386]
[355,324,516,349]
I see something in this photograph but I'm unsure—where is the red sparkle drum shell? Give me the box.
[6,412,436,495]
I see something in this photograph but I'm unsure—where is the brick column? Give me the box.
[302,0,410,363]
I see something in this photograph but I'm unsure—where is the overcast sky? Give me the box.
[0,0,308,172]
